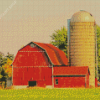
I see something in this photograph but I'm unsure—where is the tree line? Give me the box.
[0,52,14,88]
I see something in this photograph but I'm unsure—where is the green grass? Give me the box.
[0,88,100,100]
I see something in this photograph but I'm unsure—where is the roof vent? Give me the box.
[30,43,35,48]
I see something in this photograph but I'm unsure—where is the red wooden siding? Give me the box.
[13,67,52,87]
[12,41,90,88]
[95,78,97,87]
[54,77,86,88]
[53,66,89,88]
[13,42,53,86]
[13,45,50,67]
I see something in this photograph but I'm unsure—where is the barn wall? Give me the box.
[13,44,53,87]
[95,78,98,87]
[54,76,86,88]
[13,45,51,67]
[13,67,52,87]
[86,73,89,88]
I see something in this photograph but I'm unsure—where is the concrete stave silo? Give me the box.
[69,10,96,87]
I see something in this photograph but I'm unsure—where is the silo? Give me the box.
[69,10,96,87]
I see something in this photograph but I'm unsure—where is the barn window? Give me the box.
[55,79,58,85]
[30,43,35,48]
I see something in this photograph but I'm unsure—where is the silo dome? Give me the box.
[70,10,95,22]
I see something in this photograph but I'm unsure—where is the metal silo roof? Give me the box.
[70,10,95,22]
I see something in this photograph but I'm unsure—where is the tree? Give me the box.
[0,52,14,77]
[0,52,7,80]
[0,67,3,78]
[50,26,67,56]
[2,58,12,78]
[0,52,7,67]
[97,25,100,80]
[0,52,14,88]
[6,52,14,61]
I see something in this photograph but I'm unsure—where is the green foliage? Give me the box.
[97,25,100,79]
[6,52,14,61]
[50,26,67,56]
[0,52,7,80]
[0,52,14,88]
[2,58,13,78]
[0,53,7,67]
[0,74,2,79]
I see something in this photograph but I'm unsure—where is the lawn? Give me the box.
[0,88,100,100]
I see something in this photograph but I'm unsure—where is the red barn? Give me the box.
[53,66,90,88]
[12,42,68,88]
[12,41,90,88]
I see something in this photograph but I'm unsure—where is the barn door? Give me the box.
[28,81,37,86]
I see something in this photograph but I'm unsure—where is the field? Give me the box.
[0,88,100,100]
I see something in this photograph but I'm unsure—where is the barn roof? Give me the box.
[53,66,89,76]
[33,42,68,66]
[13,42,68,66]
